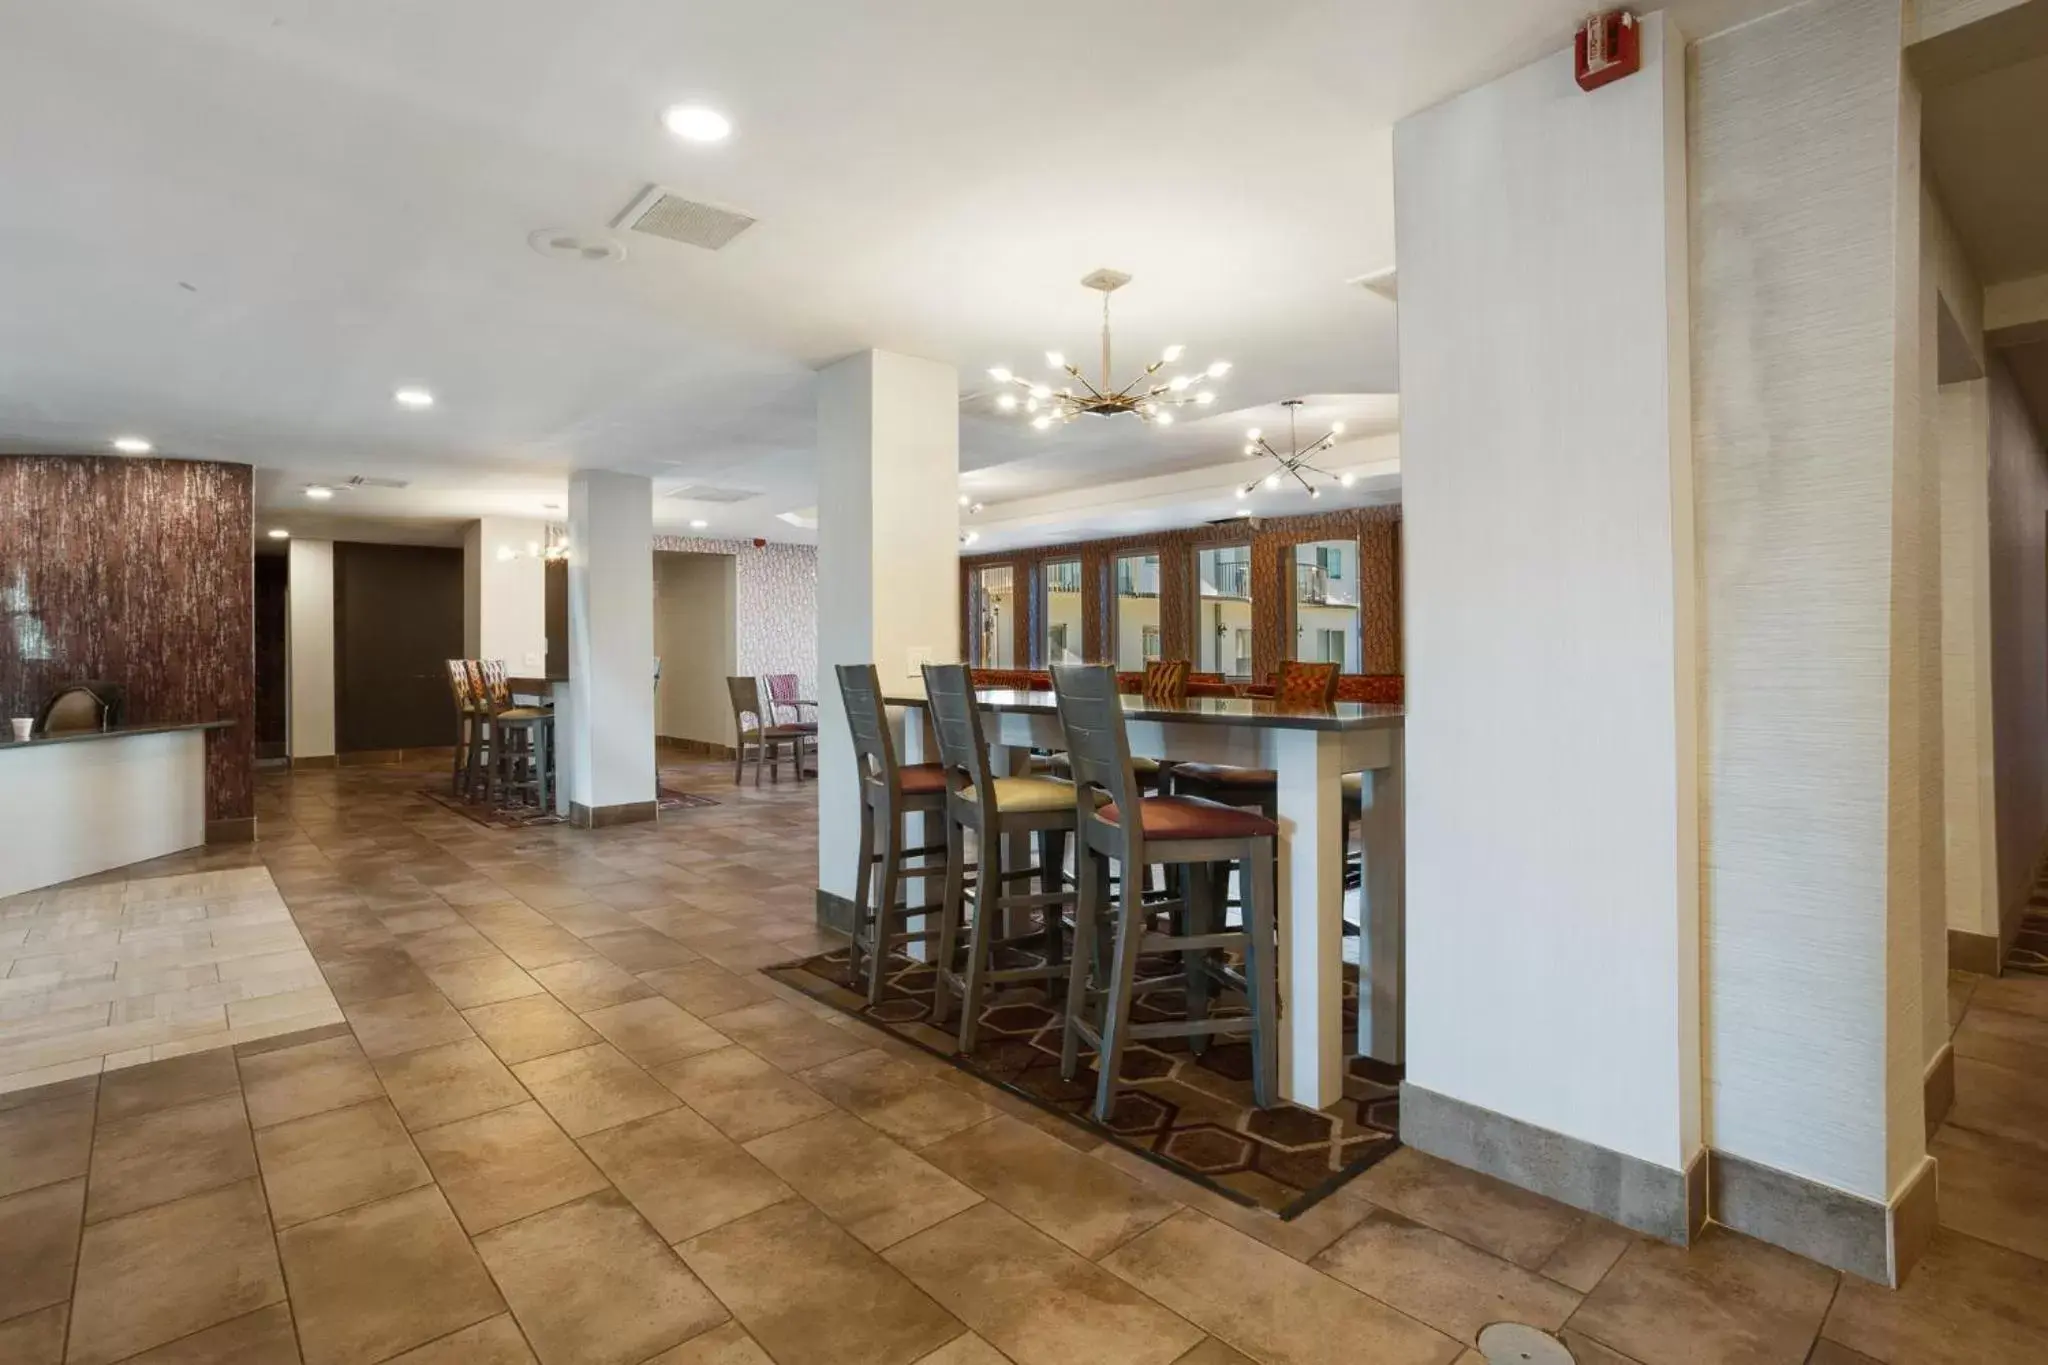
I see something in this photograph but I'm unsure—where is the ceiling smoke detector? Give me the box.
[527,229,627,264]
[613,184,756,251]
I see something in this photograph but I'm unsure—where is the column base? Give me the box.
[816,889,855,934]
[1709,1151,1937,1286]
[1947,927,2002,976]
[1924,1043,1956,1137]
[206,817,256,844]
[1400,1081,1706,1245]
[568,800,656,829]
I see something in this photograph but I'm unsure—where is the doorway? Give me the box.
[333,542,464,753]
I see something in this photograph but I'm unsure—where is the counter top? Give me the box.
[882,688,1405,732]
[0,719,235,752]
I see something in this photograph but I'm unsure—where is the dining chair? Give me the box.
[1168,659,1341,817]
[836,664,951,1003]
[923,663,1087,1050]
[1049,662,1280,1120]
[727,676,810,786]
[764,673,817,731]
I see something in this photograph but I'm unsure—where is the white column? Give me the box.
[286,538,335,762]
[815,350,960,906]
[463,517,549,673]
[1395,12,1701,1232]
[562,471,656,824]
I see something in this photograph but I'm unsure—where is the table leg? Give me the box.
[1354,729,1405,1065]
[1271,727,1346,1108]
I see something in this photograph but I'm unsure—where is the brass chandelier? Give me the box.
[1236,400,1356,501]
[988,269,1230,430]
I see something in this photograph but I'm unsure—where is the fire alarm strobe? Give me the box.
[1575,9,1641,91]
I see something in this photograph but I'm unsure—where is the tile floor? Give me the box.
[0,758,2045,1364]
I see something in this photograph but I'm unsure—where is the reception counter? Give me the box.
[0,721,233,901]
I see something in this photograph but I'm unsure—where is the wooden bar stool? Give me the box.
[1049,662,1281,1121]
[837,664,950,1005]
[923,663,1091,1051]
[446,660,487,798]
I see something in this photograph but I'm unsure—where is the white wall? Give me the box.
[463,517,549,672]
[1396,14,1698,1171]
[1942,378,2001,942]
[654,551,737,748]
[286,538,335,760]
[1691,0,1927,1201]
[1986,357,2048,935]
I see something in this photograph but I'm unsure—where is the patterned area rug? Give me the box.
[419,786,718,829]
[765,946,1400,1218]
[2006,894,2048,976]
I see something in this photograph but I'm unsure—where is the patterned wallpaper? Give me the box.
[650,536,818,697]
[0,456,254,822]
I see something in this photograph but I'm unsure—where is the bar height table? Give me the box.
[884,688,1404,1109]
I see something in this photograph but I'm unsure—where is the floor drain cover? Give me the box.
[1476,1323,1576,1365]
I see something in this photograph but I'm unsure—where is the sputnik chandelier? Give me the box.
[988,269,1229,430]
[1236,399,1356,501]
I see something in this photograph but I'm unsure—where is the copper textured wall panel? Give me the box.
[0,456,254,821]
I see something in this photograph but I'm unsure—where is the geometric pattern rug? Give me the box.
[765,946,1401,1219]
[420,785,719,829]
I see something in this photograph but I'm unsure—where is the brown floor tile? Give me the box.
[474,1189,730,1365]
[580,1105,793,1243]
[121,1302,302,1363]
[0,1176,83,1321]
[1538,1216,1638,1292]
[1352,1147,1584,1269]
[1555,1333,1648,1365]
[0,1090,96,1198]
[1965,974,2048,1022]
[531,956,658,1012]
[746,1111,982,1250]
[278,1185,504,1365]
[87,1092,258,1223]
[413,1101,610,1234]
[1947,1055,2048,1154]
[704,999,869,1071]
[237,1033,384,1129]
[1569,1227,1837,1365]
[68,1178,285,1365]
[397,923,500,968]
[421,952,545,1009]
[1100,1209,1463,1365]
[679,1200,963,1365]
[1929,1122,2048,1262]
[254,1098,431,1228]
[380,905,467,935]
[342,990,475,1059]
[0,1071,98,1114]
[1949,1002,2048,1073]
[583,928,703,973]
[543,902,649,939]
[1803,1341,1883,1365]
[1821,1227,2048,1364]
[920,1115,1178,1259]
[1089,1138,1381,1262]
[513,1042,680,1137]
[375,1037,529,1131]
[387,1313,536,1364]
[0,1304,67,1365]
[95,1048,241,1122]
[465,994,601,1065]
[582,997,730,1068]
[886,1201,1203,1365]
[1312,1207,1582,1344]
[1171,1340,1256,1365]
[651,1045,834,1142]
[319,946,438,1004]
[641,1320,776,1364]
[488,925,603,972]
[638,965,775,1019]
[799,1050,1000,1149]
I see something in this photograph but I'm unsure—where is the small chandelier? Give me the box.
[1236,399,1356,501]
[988,269,1229,430]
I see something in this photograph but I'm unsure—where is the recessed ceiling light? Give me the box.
[662,104,732,143]
[393,387,435,409]
[305,485,334,501]
[267,529,290,540]
[111,436,152,454]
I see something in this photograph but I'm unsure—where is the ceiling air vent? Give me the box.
[613,184,756,251]
[665,485,758,503]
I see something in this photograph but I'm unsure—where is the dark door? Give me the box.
[253,552,289,759]
[334,542,463,753]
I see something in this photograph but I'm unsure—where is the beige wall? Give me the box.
[1046,588,1083,664]
[654,551,737,749]
[1986,356,2048,937]
[1194,597,1252,677]
[1115,596,1161,671]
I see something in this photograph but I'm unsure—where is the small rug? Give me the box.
[420,786,719,829]
[2007,894,2048,976]
[765,946,1400,1218]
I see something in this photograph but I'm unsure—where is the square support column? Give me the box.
[562,470,656,827]
[815,350,961,923]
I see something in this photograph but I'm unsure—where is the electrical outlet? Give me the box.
[906,646,933,677]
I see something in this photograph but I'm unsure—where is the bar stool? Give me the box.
[479,660,555,811]
[446,660,486,798]
[1168,660,1340,816]
[837,664,951,1005]
[924,663,1094,1051]
[1050,662,1280,1121]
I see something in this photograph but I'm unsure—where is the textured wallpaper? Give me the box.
[650,536,818,698]
[0,456,254,822]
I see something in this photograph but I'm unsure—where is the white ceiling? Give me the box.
[0,0,1780,544]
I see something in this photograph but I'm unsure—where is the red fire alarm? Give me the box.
[1575,9,1640,91]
